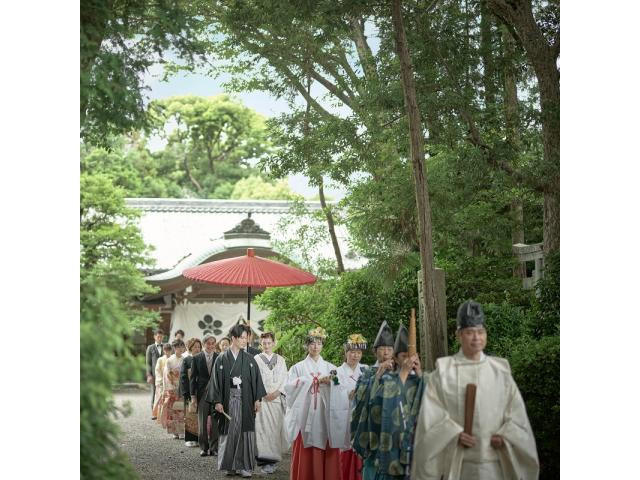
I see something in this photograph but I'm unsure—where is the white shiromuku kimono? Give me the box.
[411,350,539,480]
[328,362,366,450]
[284,355,338,448]
[254,352,289,462]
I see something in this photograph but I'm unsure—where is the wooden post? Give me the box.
[408,308,417,357]
[417,267,448,371]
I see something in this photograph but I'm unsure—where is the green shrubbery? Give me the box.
[531,250,560,337]
[256,266,420,367]
[510,335,560,480]
[80,173,159,479]
[80,278,141,479]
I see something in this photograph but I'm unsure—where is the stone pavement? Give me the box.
[114,390,291,480]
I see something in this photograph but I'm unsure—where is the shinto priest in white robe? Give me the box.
[411,350,539,480]
[284,354,340,448]
[254,351,289,462]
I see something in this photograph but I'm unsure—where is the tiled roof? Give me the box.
[125,198,364,276]
[126,198,323,214]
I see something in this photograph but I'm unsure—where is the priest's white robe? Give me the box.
[328,362,366,450]
[284,355,338,449]
[411,351,539,480]
[254,352,289,461]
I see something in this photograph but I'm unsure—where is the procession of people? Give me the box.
[145,299,539,479]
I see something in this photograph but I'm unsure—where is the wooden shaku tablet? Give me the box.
[464,383,477,435]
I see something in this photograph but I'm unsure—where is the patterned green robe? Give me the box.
[351,368,426,480]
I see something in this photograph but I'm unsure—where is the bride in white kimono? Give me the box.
[254,332,288,475]
[284,327,341,480]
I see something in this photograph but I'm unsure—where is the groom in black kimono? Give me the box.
[207,324,267,478]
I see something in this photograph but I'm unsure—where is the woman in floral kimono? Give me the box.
[153,343,173,420]
[180,337,202,447]
[159,339,186,438]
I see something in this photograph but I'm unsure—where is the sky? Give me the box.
[143,59,347,200]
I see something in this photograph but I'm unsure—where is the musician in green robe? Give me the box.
[351,323,425,480]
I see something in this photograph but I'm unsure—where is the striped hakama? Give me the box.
[217,388,257,472]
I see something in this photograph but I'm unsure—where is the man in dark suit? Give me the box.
[145,329,165,419]
[190,333,219,456]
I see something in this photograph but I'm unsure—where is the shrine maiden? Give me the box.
[284,327,341,480]
[330,333,368,480]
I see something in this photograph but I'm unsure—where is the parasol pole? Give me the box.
[247,286,251,327]
[246,248,254,327]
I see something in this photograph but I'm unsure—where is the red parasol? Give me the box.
[182,248,316,325]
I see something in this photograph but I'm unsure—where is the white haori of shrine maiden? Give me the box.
[284,354,343,449]
[328,362,366,450]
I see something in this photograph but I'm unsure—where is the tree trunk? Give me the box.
[543,179,560,253]
[480,1,497,107]
[318,179,345,274]
[302,71,344,275]
[502,25,526,278]
[391,0,446,370]
[486,0,560,254]
[183,155,203,192]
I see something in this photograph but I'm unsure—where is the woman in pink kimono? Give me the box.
[153,343,173,420]
[159,339,186,438]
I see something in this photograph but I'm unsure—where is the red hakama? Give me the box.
[290,432,341,480]
[340,448,363,480]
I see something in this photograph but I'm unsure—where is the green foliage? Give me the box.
[80,277,141,480]
[270,198,339,277]
[148,95,273,198]
[440,255,533,321]
[510,335,560,480]
[482,302,532,358]
[323,271,392,366]
[531,250,560,337]
[81,94,283,201]
[81,137,186,199]
[257,267,424,367]
[80,172,159,477]
[256,280,338,365]
[230,175,300,200]
[80,173,158,321]
[80,0,210,144]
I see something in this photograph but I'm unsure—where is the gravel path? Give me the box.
[115,390,291,480]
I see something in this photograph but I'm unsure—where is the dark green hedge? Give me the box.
[510,335,560,480]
